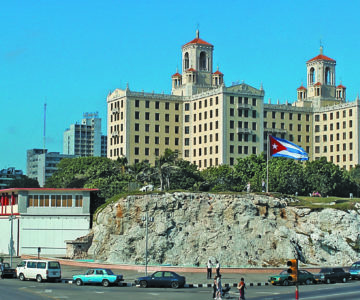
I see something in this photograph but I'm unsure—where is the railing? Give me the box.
[237,128,253,134]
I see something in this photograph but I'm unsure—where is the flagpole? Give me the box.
[266,134,269,193]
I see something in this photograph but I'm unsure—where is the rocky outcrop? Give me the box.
[86,193,360,267]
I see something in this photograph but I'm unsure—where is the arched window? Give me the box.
[200,51,207,70]
[325,67,331,85]
[184,52,189,70]
[309,67,315,84]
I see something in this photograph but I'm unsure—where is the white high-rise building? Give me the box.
[63,112,107,157]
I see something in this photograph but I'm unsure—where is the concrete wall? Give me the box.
[19,215,90,256]
[0,216,19,256]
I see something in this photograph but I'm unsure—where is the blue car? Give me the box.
[73,268,124,287]
[349,261,360,279]
[135,271,186,288]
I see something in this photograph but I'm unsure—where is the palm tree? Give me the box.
[154,149,179,191]
[116,156,128,174]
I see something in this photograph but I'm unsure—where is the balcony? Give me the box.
[111,131,119,137]
[264,127,287,133]
[237,103,252,110]
[237,128,253,134]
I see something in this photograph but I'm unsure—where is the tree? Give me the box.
[201,164,237,192]
[304,157,355,197]
[169,159,203,190]
[153,149,179,191]
[8,175,40,188]
[268,158,305,195]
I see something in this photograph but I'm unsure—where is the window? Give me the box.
[134,147,139,155]
[135,123,139,131]
[298,114,301,121]
[155,113,160,121]
[135,111,140,119]
[175,126,179,134]
[155,101,160,109]
[252,98,256,106]
[230,96,234,104]
[289,113,293,120]
[281,112,285,119]
[165,137,169,145]
[185,103,190,111]
[145,124,150,132]
[75,195,83,207]
[146,100,150,108]
[165,114,170,122]
[155,124,159,132]
[135,135,139,143]
[252,110,256,118]
[155,137,159,144]
[145,136,150,144]
[272,112,276,118]
[145,112,150,120]
[230,108,234,116]
[175,103,179,110]
[135,99,140,107]
[165,126,170,133]
[165,102,170,109]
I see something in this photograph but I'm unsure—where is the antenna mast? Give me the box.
[43,102,47,151]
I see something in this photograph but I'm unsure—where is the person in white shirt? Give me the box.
[207,259,213,279]
[216,260,221,277]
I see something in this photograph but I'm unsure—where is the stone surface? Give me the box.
[84,193,360,267]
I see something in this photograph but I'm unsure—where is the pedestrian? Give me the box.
[207,259,212,279]
[212,275,217,299]
[262,179,266,192]
[216,274,222,300]
[0,262,3,279]
[246,182,251,192]
[216,260,221,277]
[237,277,247,300]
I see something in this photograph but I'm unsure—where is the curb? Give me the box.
[60,279,269,288]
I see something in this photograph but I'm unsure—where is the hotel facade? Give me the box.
[107,31,360,170]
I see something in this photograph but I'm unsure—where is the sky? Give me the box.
[2,0,360,173]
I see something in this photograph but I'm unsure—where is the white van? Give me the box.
[16,260,61,282]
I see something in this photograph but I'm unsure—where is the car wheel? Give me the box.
[102,279,110,287]
[342,277,347,283]
[283,280,289,286]
[171,281,179,289]
[36,275,42,283]
[305,279,312,285]
[19,273,25,281]
[75,278,83,286]
[326,278,331,284]
[140,280,148,288]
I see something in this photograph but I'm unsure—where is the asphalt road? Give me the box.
[1,277,359,300]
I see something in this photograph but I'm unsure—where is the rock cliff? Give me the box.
[86,193,360,267]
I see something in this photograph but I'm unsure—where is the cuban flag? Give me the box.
[269,135,308,161]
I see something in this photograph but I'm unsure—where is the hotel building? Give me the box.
[107,31,360,170]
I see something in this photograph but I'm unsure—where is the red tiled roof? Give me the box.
[297,85,307,90]
[307,54,336,63]
[314,82,322,86]
[186,68,196,72]
[337,84,346,89]
[183,38,213,47]
[0,188,99,192]
[172,72,182,77]
[213,70,223,75]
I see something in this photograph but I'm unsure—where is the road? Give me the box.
[0,277,359,300]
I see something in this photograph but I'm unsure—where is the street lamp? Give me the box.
[141,211,154,276]
[8,193,16,267]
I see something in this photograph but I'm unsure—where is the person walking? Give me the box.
[212,276,217,299]
[207,259,213,279]
[237,277,247,300]
[0,262,4,279]
[246,182,251,192]
[216,260,221,277]
[216,274,222,300]
[262,179,266,192]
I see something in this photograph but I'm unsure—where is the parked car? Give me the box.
[349,261,360,279]
[135,271,186,288]
[16,260,61,282]
[140,184,154,192]
[1,262,16,278]
[73,268,124,287]
[268,270,315,286]
[314,268,351,284]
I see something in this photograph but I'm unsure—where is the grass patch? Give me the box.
[288,196,360,211]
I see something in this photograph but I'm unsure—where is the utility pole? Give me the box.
[142,211,154,276]
[8,193,16,267]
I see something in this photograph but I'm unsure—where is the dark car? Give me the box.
[268,270,315,286]
[1,263,16,278]
[135,271,186,288]
[349,261,360,279]
[315,268,350,284]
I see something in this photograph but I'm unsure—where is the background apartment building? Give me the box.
[27,149,76,187]
[0,168,23,189]
[63,112,107,157]
[107,32,360,170]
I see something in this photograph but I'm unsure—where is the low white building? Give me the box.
[0,188,98,256]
